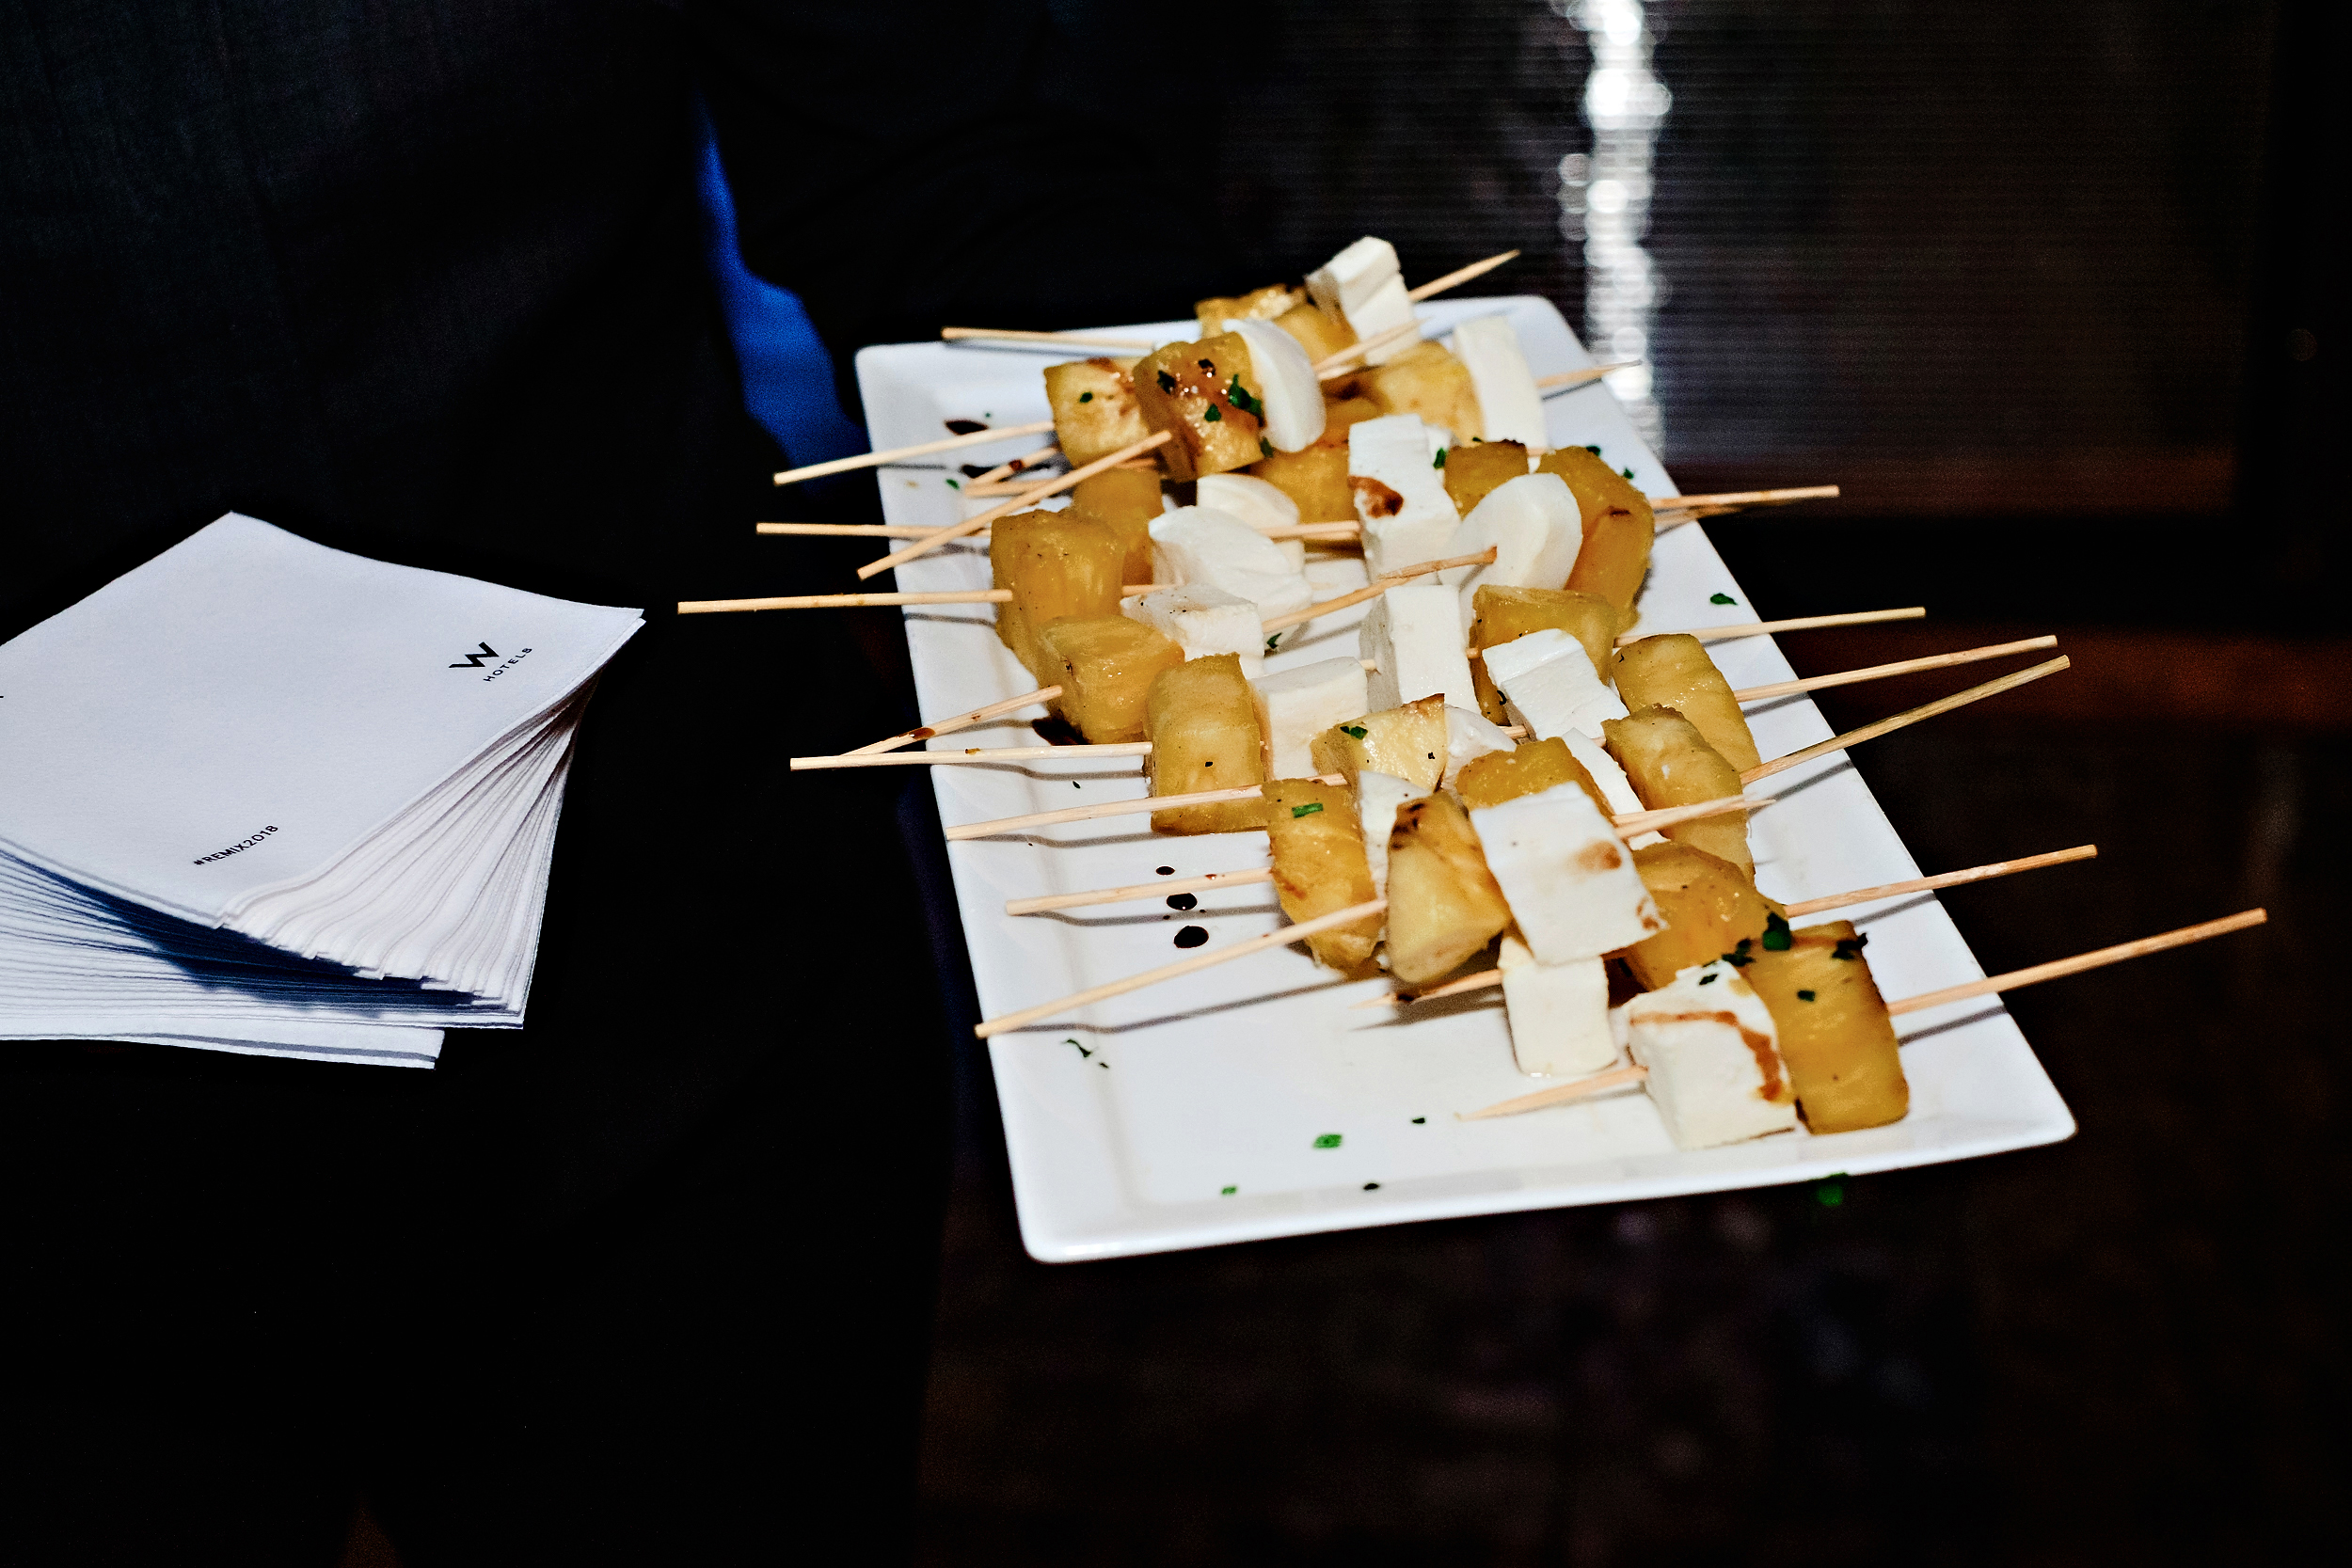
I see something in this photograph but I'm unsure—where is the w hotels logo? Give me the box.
[449,642,499,669]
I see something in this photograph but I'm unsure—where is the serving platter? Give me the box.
[852,295,2073,1262]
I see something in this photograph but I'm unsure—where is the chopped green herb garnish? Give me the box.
[1220,1184,1237,1196]
[1816,1180,1844,1207]
[1622,467,1635,480]
[1709,592,1736,606]
[1156,370,1177,392]
[1064,1037,1092,1058]
[1832,934,1869,961]
[1411,1117,1426,1124]
[1265,634,1279,653]
[1797,989,1817,1002]
[945,477,960,489]
[1341,724,1367,739]
[1583,444,1602,455]
[1432,448,1448,468]
[1312,1132,1343,1149]
[1260,438,1275,457]
[1203,404,1222,422]
[1719,937,1756,968]
[1225,377,1265,420]
[1077,390,1094,403]
[1697,972,1719,985]
[1290,801,1326,818]
[1761,911,1792,952]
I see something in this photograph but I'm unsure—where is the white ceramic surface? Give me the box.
[850,297,2073,1263]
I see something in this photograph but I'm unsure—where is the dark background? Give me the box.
[896,3,2348,1565]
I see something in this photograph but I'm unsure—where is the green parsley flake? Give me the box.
[1064,1037,1092,1059]
[1225,377,1265,420]
[1832,934,1869,961]
[1290,801,1325,818]
[1432,448,1448,468]
[1709,592,1736,606]
[1816,1180,1844,1207]
[1797,989,1817,1002]
[1719,937,1756,968]
[1203,404,1222,422]
[1341,724,1367,739]
[1622,467,1635,480]
[1265,634,1279,653]
[1583,444,1602,455]
[1220,1185,1237,1196]
[1260,438,1275,457]
[1761,911,1792,952]
[1077,390,1093,403]
[1411,1117,1426,1124]
[1312,1132,1343,1149]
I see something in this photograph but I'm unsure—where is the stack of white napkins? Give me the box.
[0,515,644,1068]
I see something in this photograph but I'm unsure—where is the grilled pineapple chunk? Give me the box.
[1037,616,1185,743]
[1442,439,1532,517]
[1602,705,1753,875]
[1384,792,1513,984]
[1145,653,1267,834]
[1262,779,1381,970]
[991,509,1125,683]
[1272,301,1356,364]
[1467,584,1620,723]
[1613,633,1761,772]
[1248,396,1382,521]
[1454,736,1605,816]
[1359,341,1481,440]
[1307,693,1448,794]
[1744,919,1910,1132]
[1195,284,1305,339]
[1068,466,1162,583]
[1131,333,1266,483]
[1619,842,1782,991]
[1043,357,1149,467]
[1534,446,1656,626]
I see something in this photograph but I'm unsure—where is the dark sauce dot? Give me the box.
[1166,893,1198,911]
[1173,926,1210,948]
[944,419,988,435]
[1362,1182,1381,1191]
[1156,866,1175,876]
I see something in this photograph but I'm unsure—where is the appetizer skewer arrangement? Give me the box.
[705,235,2262,1169]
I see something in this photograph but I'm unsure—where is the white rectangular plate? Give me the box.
[852,296,2072,1262]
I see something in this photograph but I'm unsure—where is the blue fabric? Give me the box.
[694,117,868,469]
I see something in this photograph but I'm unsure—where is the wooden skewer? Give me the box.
[944,774,1346,843]
[1654,485,1841,514]
[848,688,1064,756]
[1406,249,1521,302]
[974,899,1389,1039]
[793,742,1152,770]
[1886,909,2267,1016]
[1738,656,2070,784]
[1459,908,2267,1119]
[942,327,1159,350]
[1262,546,1499,633]
[962,443,1062,488]
[1615,606,1925,648]
[771,419,1056,487]
[1007,867,1276,917]
[680,585,1169,614]
[1730,636,2058,703]
[755,523,952,539]
[1534,361,1643,389]
[1368,844,2100,1008]
[857,431,1172,580]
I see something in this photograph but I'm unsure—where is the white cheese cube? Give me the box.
[1223,319,1327,452]
[1149,505,1314,650]
[1450,315,1549,447]
[1251,657,1372,781]
[1498,934,1618,1078]
[1560,727,1645,819]
[1441,473,1584,619]
[1441,705,1516,785]
[1306,237,1418,364]
[1347,414,1460,580]
[1360,583,1477,715]
[1354,769,1418,899]
[1195,472,1299,534]
[1619,961,1800,1149]
[1470,780,1663,963]
[1485,628,1626,740]
[1124,585,1265,680]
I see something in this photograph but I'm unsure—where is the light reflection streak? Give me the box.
[1552,0,1672,451]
